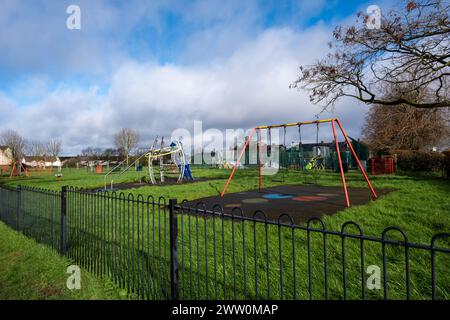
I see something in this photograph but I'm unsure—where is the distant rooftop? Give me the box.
[23,156,59,162]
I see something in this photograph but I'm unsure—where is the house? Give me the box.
[0,146,13,166]
[21,156,62,168]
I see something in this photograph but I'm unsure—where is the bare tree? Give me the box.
[27,140,46,157]
[291,0,450,110]
[80,147,103,160]
[114,128,140,165]
[0,130,27,160]
[102,148,120,161]
[362,80,449,151]
[80,147,94,158]
[46,139,62,157]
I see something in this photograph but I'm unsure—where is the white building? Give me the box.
[22,156,62,168]
[0,146,13,166]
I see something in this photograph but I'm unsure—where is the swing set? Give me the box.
[221,118,377,207]
[267,118,326,182]
[9,161,29,178]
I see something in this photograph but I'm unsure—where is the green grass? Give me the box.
[0,220,131,300]
[3,167,447,242]
[1,167,449,300]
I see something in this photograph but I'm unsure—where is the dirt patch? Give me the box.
[88,178,220,193]
[39,286,62,298]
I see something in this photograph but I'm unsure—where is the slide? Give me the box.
[179,163,194,180]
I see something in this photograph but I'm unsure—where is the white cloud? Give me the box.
[0,0,342,75]
[0,23,369,155]
[0,0,166,76]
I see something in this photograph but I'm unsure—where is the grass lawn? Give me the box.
[0,220,130,300]
[1,167,449,300]
[2,167,448,242]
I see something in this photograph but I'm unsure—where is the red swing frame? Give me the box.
[220,118,377,207]
[10,161,29,178]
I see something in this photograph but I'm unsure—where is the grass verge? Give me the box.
[0,220,128,300]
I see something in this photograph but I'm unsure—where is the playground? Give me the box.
[1,140,443,239]
[0,147,449,300]
[0,119,381,209]
[1,0,450,303]
[0,119,448,300]
[0,118,444,209]
[0,118,440,225]
[101,137,194,191]
[1,160,449,298]
[184,184,393,224]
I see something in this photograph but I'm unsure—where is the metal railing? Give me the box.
[0,184,448,300]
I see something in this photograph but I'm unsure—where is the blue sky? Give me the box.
[0,0,391,154]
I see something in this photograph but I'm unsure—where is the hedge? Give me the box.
[443,151,450,179]
[394,150,445,172]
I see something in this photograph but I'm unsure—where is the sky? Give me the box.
[0,0,393,155]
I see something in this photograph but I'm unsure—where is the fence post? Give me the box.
[60,186,68,255]
[16,186,21,231]
[169,198,179,300]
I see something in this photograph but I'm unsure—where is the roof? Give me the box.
[23,156,59,162]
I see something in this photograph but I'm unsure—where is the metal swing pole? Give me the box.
[316,122,319,145]
[221,128,256,197]
[258,128,263,192]
[298,124,302,168]
[268,127,272,168]
[335,118,378,199]
[332,119,351,207]
[280,125,287,181]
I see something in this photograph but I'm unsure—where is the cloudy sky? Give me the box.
[0,0,393,155]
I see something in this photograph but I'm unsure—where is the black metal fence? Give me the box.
[0,184,449,300]
[0,185,61,252]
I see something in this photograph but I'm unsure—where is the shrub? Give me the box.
[443,151,450,179]
[394,150,444,172]
[62,158,81,168]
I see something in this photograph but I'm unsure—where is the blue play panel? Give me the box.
[262,193,294,199]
